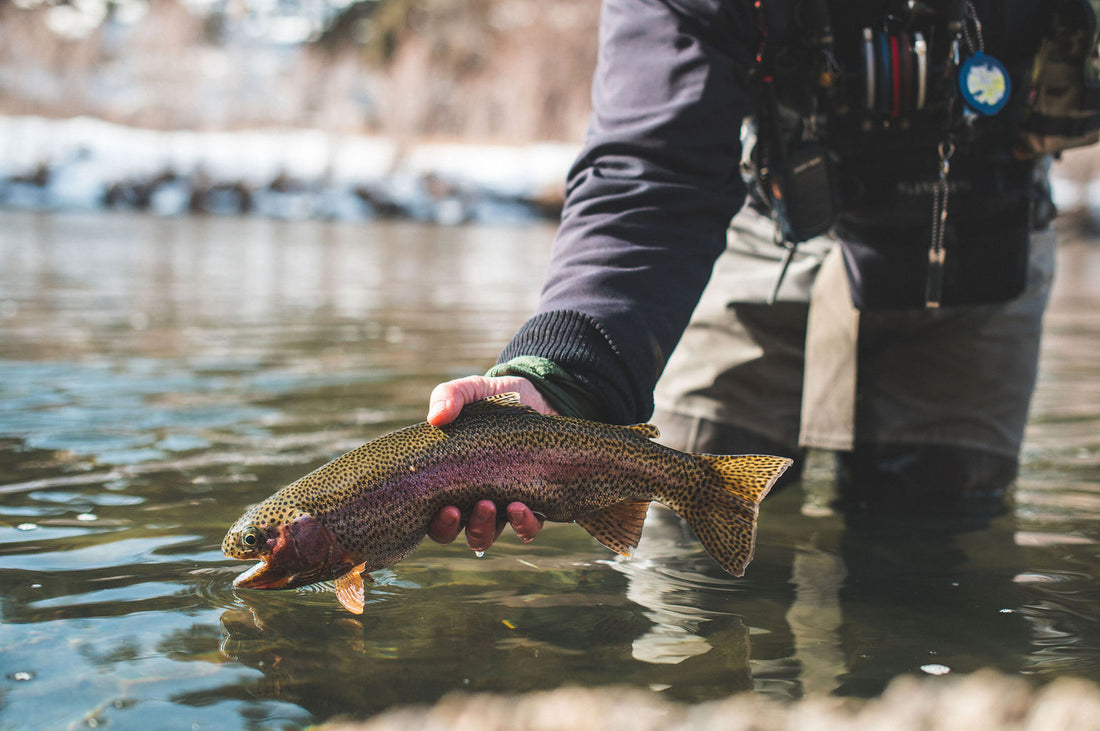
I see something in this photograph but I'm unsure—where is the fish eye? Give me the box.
[241,527,262,548]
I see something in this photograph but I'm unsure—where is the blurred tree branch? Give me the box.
[0,0,597,141]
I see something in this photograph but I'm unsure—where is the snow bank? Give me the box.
[0,115,579,223]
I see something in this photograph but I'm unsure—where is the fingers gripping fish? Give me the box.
[222,393,792,614]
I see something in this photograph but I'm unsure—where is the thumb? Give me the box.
[427,375,555,427]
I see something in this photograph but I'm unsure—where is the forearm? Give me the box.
[500,0,756,424]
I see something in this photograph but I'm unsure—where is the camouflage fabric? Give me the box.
[1017,0,1100,155]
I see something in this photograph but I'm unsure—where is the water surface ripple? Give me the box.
[0,212,1098,728]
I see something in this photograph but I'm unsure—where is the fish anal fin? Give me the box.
[334,563,372,615]
[576,499,651,557]
[624,423,661,440]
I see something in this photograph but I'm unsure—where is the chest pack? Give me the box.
[748,0,1100,309]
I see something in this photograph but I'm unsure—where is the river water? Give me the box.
[0,211,1097,729]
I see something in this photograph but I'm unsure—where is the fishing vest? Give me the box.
[748,0,1100,308]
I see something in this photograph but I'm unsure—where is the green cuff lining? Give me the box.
[486,356,603,421]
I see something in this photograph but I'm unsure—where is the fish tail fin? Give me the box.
[672,454,792,577]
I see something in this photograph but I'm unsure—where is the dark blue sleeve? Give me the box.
[499,0,756,424]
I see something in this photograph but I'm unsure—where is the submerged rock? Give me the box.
[325,671,1100,731]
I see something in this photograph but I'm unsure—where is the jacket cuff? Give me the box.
[485,356,603,421]
[496,310,639,424]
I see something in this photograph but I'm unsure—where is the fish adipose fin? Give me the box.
[334,563,373,615]
[677,454,793,577]
[576,499,651,557]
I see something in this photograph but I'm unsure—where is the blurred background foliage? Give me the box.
[0,0,599,141]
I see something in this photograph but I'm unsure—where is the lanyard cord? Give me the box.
[751,0,786,174]
[961,2,984,56]
[752,0,799,303]
[925,0,978,309]
[926,139,955,308]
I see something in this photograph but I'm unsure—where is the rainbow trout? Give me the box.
[223,393,791,614]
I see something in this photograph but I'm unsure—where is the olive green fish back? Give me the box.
[259,419,449,521]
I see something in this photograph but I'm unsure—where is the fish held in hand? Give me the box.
[222,393,792,614]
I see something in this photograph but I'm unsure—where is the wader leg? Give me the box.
[656,213,1055,513]
[835,444,1018,518]
[837,227,1057,514]
[654,207,829,485]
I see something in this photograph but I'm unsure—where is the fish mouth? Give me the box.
[233,556,329,590]
[233,556,297,590]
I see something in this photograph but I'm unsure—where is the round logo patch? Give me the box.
[959,51,1011,115]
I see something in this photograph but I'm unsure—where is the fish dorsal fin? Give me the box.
[576,499,651,557]
[334,563,372,615]
[458,392,538,417]
[624,423,660,439]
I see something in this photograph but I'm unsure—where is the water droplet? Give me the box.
[8,671,35,681]
[76,513,97,522]
[474,550,485,558]
[920,664,951,676]
[16,523,37,531]
[999,608,1015,614]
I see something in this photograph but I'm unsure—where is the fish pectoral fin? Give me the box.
[576,500,651,557]
[334,563,371,615]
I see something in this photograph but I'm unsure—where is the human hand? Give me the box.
[426,374,556,427]
[425,375,554,550]
[428,500,545,551]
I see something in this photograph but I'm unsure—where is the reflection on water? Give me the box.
[0,211,1098,728]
